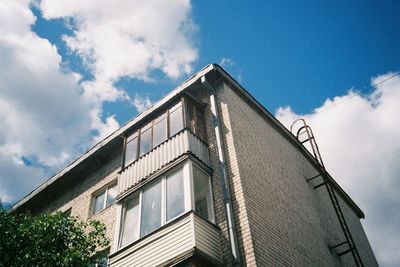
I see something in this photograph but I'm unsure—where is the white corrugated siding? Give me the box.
[109,213,222,267]
[118,130,210,196]
[193,215,223,263]
[109,214,194,267]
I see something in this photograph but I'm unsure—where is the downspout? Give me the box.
[201,75,241,266]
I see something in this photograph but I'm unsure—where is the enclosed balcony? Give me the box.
[118,129,210,198]
[109,211,222,266]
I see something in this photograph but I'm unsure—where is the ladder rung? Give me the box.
[314,182,326,189]
[307,174,322,182]
[330,241,348,249]
[338,248,353,256]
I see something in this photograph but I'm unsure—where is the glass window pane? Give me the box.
[153,114,167,147]
[140,180,162,237]
[140,123,152,156]
[193,166,212,220]
[106,185,117,207]
[193,106,206,140]
[169,103,183,136]
[186,101,194,132]
[93,191,105,214]
[166,169,185,221]
[125,136,138,166]
[196,116,206,140]
[120,197,140,247]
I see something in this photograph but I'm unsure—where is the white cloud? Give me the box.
[40,0,198,83]
[219,57,242,82]
[91,111,120,143]
[132,93,153,113]
[0,0,94,203]
[0,0,199,205]
[276,72,400,267]
[219,57,235,68]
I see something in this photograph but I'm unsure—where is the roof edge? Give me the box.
[11,64,216,212]
[213,64,365,219]
[12,63,365,219]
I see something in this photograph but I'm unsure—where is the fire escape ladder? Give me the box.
[290,118,364,267]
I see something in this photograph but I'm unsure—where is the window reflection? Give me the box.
[193,165,212,220]
[140,123,152,156]
[93,184,117,215]
[119,162,214,248]
[186,99,206,140]
[120,197,140,247]
[106,185,117,207]
[166,169,185,221]
[93,191,105,214]
[153,113,167,147]
[125,97,205,162]
[140,180,162,237]
[125,133,138,166]
[125,101,186,166]
[169,102,183,136]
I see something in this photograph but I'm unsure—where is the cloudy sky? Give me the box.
[0,0,399,266]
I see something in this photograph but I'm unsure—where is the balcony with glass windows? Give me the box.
[110,211,222,266]
[118,98,210,199]
[110,161,222,267]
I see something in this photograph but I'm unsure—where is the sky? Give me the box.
[0,0,399,265]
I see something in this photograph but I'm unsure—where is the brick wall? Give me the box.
[35,148,122,245]
[214,80,378,266]
[192,83,258,266]
[20,73,378,266]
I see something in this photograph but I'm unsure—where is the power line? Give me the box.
[313,71,400,115]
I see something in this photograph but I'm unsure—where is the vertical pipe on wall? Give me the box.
[201,75,241,266]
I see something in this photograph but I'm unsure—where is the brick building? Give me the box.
[11,64,378,266]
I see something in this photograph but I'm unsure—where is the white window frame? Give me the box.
[114,159,214,251]
[190,161,215,223]
[92,183,117,215]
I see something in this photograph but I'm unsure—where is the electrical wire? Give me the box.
[313,71,400,115]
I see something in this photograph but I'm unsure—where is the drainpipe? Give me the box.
[201,75,241,266]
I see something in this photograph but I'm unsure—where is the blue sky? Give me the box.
[31,0,400,122]
[1,0,399,266]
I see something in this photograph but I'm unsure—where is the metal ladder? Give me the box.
[290,118,364,267]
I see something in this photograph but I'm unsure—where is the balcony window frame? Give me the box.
[123,99,185,168]
[184,94,207,141]
[116,159,214,250]
[122,95,207,170]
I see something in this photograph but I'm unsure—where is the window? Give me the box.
[186,99,206,140]
[169,102,184,136]
[92,184,117,215]
[140,180,162,237]
[166,169,185,222]
[140,122,152,156]
[193,165,212,220]
[124,100,184,167]
[125,132,138,166]
[63,208,72,216]
[120,196,140,247]
[118,161,214,248]
[153,113,167,147]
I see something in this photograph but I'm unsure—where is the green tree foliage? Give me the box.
[0,208,109,267]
